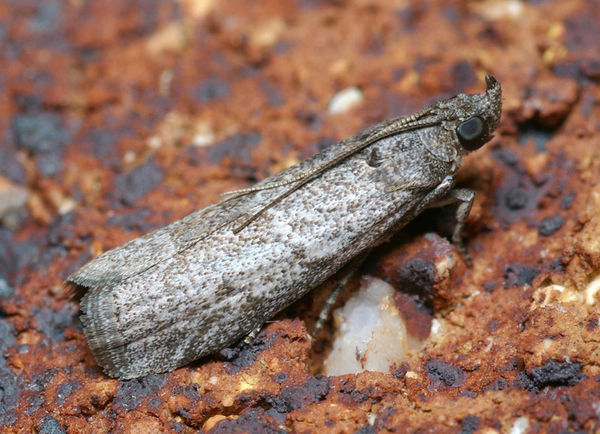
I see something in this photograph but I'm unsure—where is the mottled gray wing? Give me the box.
[67,199,246,289]
[67,114,428,291]
[66,128,374,290]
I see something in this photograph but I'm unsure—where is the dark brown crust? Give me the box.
[1,0,599,432]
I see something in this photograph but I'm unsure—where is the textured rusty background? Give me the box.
[1,0,600,432]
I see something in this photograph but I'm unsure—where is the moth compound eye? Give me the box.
[456,116,488,151]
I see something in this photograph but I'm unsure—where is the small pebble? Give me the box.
[193,131,215,147]
[323,277,413,376]
[328,87,363,114]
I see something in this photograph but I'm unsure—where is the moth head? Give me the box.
[455,74,502,153]
[430,74,502,155]
[416,75,502,163]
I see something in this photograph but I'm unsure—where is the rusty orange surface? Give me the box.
[1,0,600,432]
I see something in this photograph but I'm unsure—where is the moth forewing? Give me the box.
[68,76,502,379]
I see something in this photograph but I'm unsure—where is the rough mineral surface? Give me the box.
[1,0,600,432]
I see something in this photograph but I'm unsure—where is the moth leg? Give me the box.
[313,251,369,337]
[243,324,263,345]
[384,179,422,193]
[428,187,475,267]
[313,270,353,337]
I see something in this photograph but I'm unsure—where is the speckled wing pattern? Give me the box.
[68,76,502,379]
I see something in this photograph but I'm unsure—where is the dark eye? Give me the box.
[456,116,488,151]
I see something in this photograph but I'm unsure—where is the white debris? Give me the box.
[147,135,163,150]
[367,412,376,426]
[585,275,600,305]
[123,151,136,164]
[510,416,529,434]
[323,277,409,376]
[57,197,76,215]
[192,130,215,147]
[327,87,363,114]
[430,319,442,336]
[475,0,524,21]
[484,337,493,352]
[531,284,582,309]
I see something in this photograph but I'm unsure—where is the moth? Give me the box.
[68,75,502,379]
